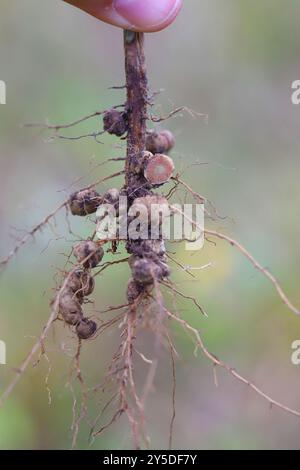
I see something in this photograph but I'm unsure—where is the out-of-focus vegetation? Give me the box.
[0,0,300,450]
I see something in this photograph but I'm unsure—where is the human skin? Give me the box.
[63,0,183,32]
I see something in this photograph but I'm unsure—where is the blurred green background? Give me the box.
[1,0,300,450]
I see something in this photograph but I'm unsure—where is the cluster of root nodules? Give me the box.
[49,106,300,449]
[5,100,299,449]
[59,242,102,340]
[53,108,178,447]
[59,108,176,332]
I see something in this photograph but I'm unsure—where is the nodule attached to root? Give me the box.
[68,270,95,297]
[69,189,101,217]
[103,109,128,137]
[144,154,175,186]
[103,188,120,205]
[59,288,83,325]
[157,261,171,279]
[129,195,170,238]
[146,130,175,154]
[131,258,156,285]
[127,278,144,303]
[130,257,170,286]
[131,194,169,215]
[74,241,104,269]
[76,318,97,340]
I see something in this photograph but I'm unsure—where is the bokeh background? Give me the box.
[1,0,300,450]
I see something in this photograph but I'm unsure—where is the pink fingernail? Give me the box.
[114,0,183,31]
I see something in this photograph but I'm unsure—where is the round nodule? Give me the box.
[131,194,169,214]
[103,109,127,137]
[103,188,120,204]
[59,289,83,325]
[127,278,144,303]
[131,258,157,285]
[144,154,175,186]
[129,195,170,232]
[146,130,175,154]
[76,318,97,340]
[158,261,171,279]
[69,189,101,216]
[73,241,104,269]
[68,270,95,297]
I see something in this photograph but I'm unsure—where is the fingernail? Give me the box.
[114,0,183,32]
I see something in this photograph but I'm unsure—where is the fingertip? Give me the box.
[63,0,183,32]
[115,0,183,32]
